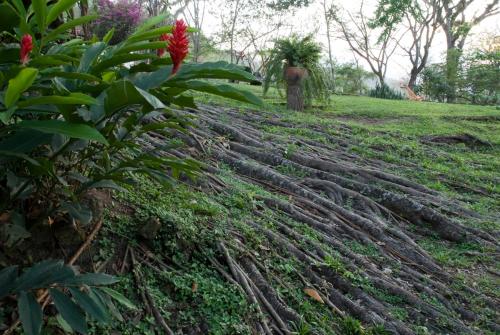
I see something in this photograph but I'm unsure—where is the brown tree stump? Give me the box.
[285,67,308,111]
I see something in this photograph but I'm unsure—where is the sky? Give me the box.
[181,0,500,81]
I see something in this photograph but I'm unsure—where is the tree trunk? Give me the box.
[445,47,461,103]
[285,67,308,111]
[408,68,418,90]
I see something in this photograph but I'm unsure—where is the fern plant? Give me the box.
[263,35,328,106]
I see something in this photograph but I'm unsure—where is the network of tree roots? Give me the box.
[129,104,499,334]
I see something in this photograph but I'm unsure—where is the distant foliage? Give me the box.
[333,63,375,95]
[461,49,499,105]
[418,63,449,102]
[368,83,404,100]
[418,47,499,105]
[92,0,142,44]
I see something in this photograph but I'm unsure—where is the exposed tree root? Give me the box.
[140,105,499,334]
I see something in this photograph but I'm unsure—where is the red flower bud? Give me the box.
[20,34,33,65]
[166,20,189,75]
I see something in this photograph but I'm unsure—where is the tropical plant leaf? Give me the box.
[50,288,88,334]
[46,0,79,26]
[17,92,97,108]
[15,260,75,291]
[16,120,108,145]
[171,62,257,82]
[78,42,106,73]
[5,67,38,108]
[0,130,51,153]
[91,54,157,74]
[165,80,263,106]
[99,287,137,310]
[69,288,110,323]
[44,15,98,43]
[31,0,47,31]
[62,273,120,286]
[18,291,43,335]
[0,266,18,299]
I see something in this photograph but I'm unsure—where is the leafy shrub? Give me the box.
[334,62,376,95]
[418,63,450,102]
[263,35,328,104]
[92,0,142,45]
[0,1,261,332]
[0,0,261,228]
[460,48,499,105]
[368,83,404,100]
[0,260,134,335]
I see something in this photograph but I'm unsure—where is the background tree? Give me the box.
[397,1,439,89]
[373,0,499,102]
[332,0,402,86]
[335,61,376,95]
[322,0,336,85]
[183,0,206,62]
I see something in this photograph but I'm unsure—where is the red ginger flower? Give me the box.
[20,34,33,65]
[166,19,189,75]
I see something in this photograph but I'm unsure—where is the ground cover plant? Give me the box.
[87,86,498,334]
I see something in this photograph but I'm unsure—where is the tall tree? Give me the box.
[399,1,440,89]
[373,0,499,102]
[322,0,336,82]
[332,1,402,86]
[183,0,206,62]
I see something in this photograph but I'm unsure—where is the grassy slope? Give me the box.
[95,86,499,334]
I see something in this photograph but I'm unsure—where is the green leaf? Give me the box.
[91,53,157,74]
[60,202,93,225]
[0,3,19,32]
[17,93,97,108]
[116,41,168,55]
[44,71,101,82]
[31,0,47,31]
[0,106,17,124]
[30,54,78,67]
[15,260,76,291]
[16,120,108,145]
[0,150,41,166]
[103,80,165,116]
[125,26,174,44]
[5,68,38,108]
[44,15,98,43]
[91,289,123,322]
[56,314,74,333]
[131,66,172,90]
[18,291,43,335]
[78,42,106,73]
[46,0,79,26]
[63,273,120,286]
[102,28,115,44]
[50,288,88,334]
[0,130,51,153]
[133,13,168,33]
[172,62,257,82]
[99,287,136,310]
[83,179,127,192]
[0,266,18,299]
[69,288,110,323]
[165,80,263,106]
